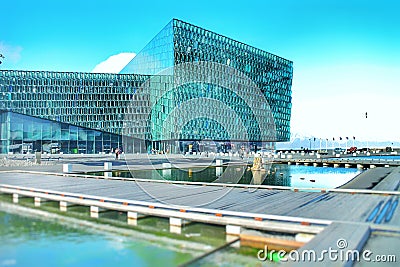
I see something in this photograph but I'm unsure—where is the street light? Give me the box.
[325,138,328,152]
[365,111,369,151]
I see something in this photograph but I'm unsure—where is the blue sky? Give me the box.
[1,0,399,142]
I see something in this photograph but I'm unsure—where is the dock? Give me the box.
[1,167,399,265]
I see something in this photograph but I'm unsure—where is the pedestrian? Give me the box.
[115,148,119,160]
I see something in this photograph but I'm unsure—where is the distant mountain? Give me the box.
[276,133,400,150]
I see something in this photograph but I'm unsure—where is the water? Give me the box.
[0,209,194,267]
[92,164,362,189]
[288,165,361,188]
[0,202,263,267]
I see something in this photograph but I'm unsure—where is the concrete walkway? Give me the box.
[0,153,245,173]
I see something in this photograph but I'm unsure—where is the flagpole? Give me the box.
[332,138,335,150]
[325,139,328,152]
[365,112,369,151]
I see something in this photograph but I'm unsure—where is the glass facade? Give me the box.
[137,62,277,143]
[122,19,293,142]
[0,19,293,154]
[120,20,174,75]
[0,111,125,154]
[0,70,148,136]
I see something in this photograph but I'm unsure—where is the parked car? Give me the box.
[347,147,357,153]
[334,148,346,154]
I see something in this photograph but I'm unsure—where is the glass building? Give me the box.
[0,19,293,154]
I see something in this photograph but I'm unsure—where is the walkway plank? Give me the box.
[373,167,400,191]
[288,222,370,266]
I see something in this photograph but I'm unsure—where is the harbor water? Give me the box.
[91,164,362,189]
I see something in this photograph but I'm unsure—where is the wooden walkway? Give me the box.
[373,167,400,191]
[289,223,370,267]
[1,171,399,266]
[1,171,399,227]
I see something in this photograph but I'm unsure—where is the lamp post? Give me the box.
[365,112,369,151]
[313,137,316,152]
[325,138,328,152]
[319,138,322,152]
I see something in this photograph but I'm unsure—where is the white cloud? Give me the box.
[91,52,136,74]
[0,41,23,63]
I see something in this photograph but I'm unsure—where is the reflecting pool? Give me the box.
[92,164,362,189]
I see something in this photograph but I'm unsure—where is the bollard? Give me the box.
[216,167,223,176]
[226,225,241,246]
[90,206,100,218]
[60,201,68,212]
[169,217,191,234]
[35,152,41,164]
[104,162,112,171]
[162,163,172,169]
[216,159,223,166]
[63,164,72,173]
[34,197,41,207]
[161,169,171,179]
